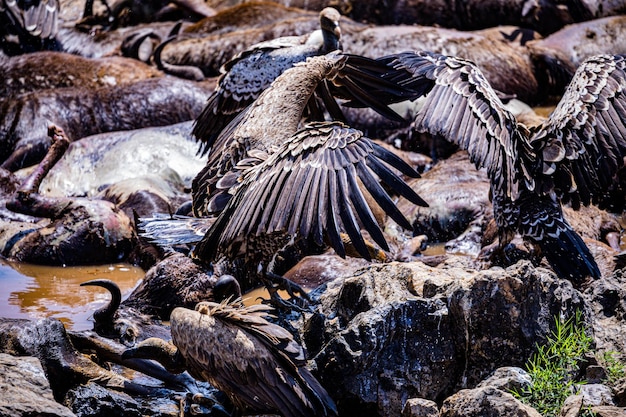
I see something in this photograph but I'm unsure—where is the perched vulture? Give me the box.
[123,275,338,417]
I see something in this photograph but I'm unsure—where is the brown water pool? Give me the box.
[0,258,145,331]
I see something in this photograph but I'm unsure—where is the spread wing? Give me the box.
[194,121,426,263]
[530,54,626,209]
[1,0,58,39]
[192,52,414,218]
[191,108,253,217]
[381,51,535,200]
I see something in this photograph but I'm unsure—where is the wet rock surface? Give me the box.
[0,353,77,417]
[64,382,177,417]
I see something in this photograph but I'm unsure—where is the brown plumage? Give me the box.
[169,300,338,417]
[122,275,336,416]
[381,51,626,284]
[190,52,427,298]
[191,7,342,155]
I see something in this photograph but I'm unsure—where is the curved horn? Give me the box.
[122,337,186,373]
[121,30,161,63]
[153,36,205,81]
[80,278,122,323]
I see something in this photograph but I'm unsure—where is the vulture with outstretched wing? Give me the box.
[191,51,427,303]
[381,51,626,285]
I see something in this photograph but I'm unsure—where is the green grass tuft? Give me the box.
[599,350,625,386]
[511,310,593,417]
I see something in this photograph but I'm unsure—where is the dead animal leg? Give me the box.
[5,124,72,218]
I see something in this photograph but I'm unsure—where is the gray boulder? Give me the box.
[402,398,439,417]
[304,260,588,415]
[439,386,541,417]
[0,353,77,417]
[477,367,532,393]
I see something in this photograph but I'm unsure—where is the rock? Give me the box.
[440,386,542,417]
[436,261,587,388]
[614,378,626,407]
[580,384,616,406]
[583,270,626,354]
[305,260,588,415]
[560,394,585,417]
[586,365,608,384]
[308,263,455,415]
[559,385,616,417]
[0,318,152,400]
[0,353,77,417]
[590,406,626,417]
[477,367,532,393]
[402,398,439,417]
[0,317,203,416]
[64,382,177,417]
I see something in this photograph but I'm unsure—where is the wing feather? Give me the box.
[314,167,329,247]
[299,163,321,239]
[336,167,370,259]
[531,54,626,206]
[198,121,424,261]
[347,162,390,251]
[383,51,530,200]
[325,165,346,257]
[287,163,316,235]
[191,35,317,153]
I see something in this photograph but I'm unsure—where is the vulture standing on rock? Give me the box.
[380,51,626,286]
[190,51,428,305]
[172,301,337,417]
[123,275,338,417]
[191,6,343,156]
[0,0,60,53]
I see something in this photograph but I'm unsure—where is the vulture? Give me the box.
[123,275,338,417]
[380,51,626,285]
[190,51,427,303]
[191,7,342,156]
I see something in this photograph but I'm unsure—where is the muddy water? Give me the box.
[0,258,144,331]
